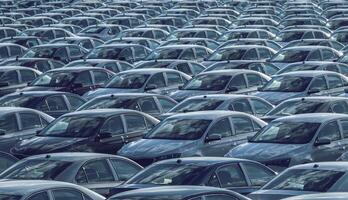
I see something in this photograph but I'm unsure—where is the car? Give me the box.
[110,157,275,195]
[166,28,221,40]
[84,69,191,100]
[50,37,104,51]
[226,113,348,172]
[17,17,58,27]
[116,28,169,41]
[0,58,65,72]
[190,17,231,27]
[11,109,159,158]
[146,16,187,28]
[275,29,330,46]
[109,186,250,200]
[282,39,344,51]
[20,67,114,96]
[105,37,161,50]
[0,152,142,196]
[118,111,266,165]
[0,180,105,200]
[248,162,348,200]
[160,94,273,120]
[169,70,270,102]
[78,24,128,41]
[255,71,348,105]
[282,193,348,200]
[86,44,151,64]
[262,96,348,122]
[217,29,275,41]
[105,16,143,28]
[61,16,101,28]
[0,43,27,62]
[0,91,86,118]
[0,66,41,97]
[218,39,282,51]
[77,93,176,119]
[161,38,220,50]
[0,107,54,153]
[0,36,46,49]
[276,61,348,76]
[23,27,76,41]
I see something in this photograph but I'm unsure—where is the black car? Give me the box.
[20,67,114,95]
[0,91,86,118]
[11,109,159,158]
[109,157,276,196]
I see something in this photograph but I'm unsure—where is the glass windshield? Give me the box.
[0,96,38,107]
[127,164,207,185]
[279,32,304,42]
[262,76,312,92]
[106,74,149,89]
[183,74,231,91]
[0,195,21,200]
[271,49,310,62]
[23,47,58,58]
[267,101,326,116]
[251,122,320,144]
[38,116,103,137]
[87,47,122,59]
[31,72,75,87]
[147,48,183,60]
[207,48,247,61]
[264,169,343,192]
[171,99,224,112]
[0,160,71,180]
[145,119,211,140]
[78,97,137,110]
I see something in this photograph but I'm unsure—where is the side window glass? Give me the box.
[100,116,124,136]
[258,48,272,59]
[251,99,273,115]
[20,113,42,130]
[232,117,254,135]
[66,95,85,110]
[125,114,147,132]
[322,50,336,60]
[324,65,340,73]
[207,172,220,187]
[44,96,68,111]
[20,70,36,83]
[52,189,83,200]
[243,49,258,60]
[54,48,68,59]
[76,160,114,183]
[243,163,274,186]
[317,121,341,142]
[110,159,141,181]
[228,74,247,90]
[93,71,109,85]
[166,72,183,85]
[0,47,8,58]
[69,47,82,57]
[74,71,93,86]
[190,63,205,75]
[133,47,147,59]
[340,120,348,138]
[309,76,328,90]
[216,164,248,187]
[9,46,22,56]
[308,50,321,61]
[331,101,348,114]
[28,192,50,200]
[327,75,343,89]
[139,98,160,114]
[229,99,253,115]
[1,70,19,84]
[207,118,232,138]
[195,48,208,61]
[181,49,195,60]
[0,114,18,133]
[246,74,263,87]
[176,63,192,75]
[147,73,166,88]
[158,98,176,112]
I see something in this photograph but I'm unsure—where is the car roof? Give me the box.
[119,68,183,74]
[155,157,250,166]
[166,110,252,120]
[93,93,167,99]
[289,162,348,172]
[4,91,76,97]
[283,192,348,200]
[275,70,342,77]
[48,66,102,72]
[185,94,259,101]
[285,96,348,103]
[199,69,263,76]
[62,108,143,118]
[24,152,120,162]
[0,107,40,115]
[274,113,348,123]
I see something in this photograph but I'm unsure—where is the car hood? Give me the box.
[248,190,316,200]
[19,86,64,92]
[13,136,88,156]
[225,142,306,163]
[169,90,219,102]
[84,88,140,100]
[118,139,198,158]
[254,91,303,105]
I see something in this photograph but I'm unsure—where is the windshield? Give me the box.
[267,101,326,116]
[147,48,183,60]
[262,76,312,92]
[87,47,122,59]
[106,74,149,89]
[31,72,75,87]
[23,47,58,58]
[0,195,21,200]
[278,32,304,42]
[183,74,231,91]
[271,49,310,62]
[78,97,137,110]
[171,99,224,112]
[127,164,207,185]
[0,96,38,107]
[251,122,320,144]
[264,169,343,192]
[0,160,71,180]
[38,116,103,137]
[207,48,247,61]
[145,118,211,140]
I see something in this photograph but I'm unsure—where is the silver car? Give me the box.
[282,193,348,200]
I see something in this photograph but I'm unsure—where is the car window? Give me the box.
[195,48,209,61]
[20,70,36,83]
[307,50,321,61]
[65,95,85,110]
[204,195,238,200]
[110,159,140,181]
[243,162,274,186]
[324,65,340,73]
[228,74,247,90]
[251,99,273,115]
[207,118,232,138]
[28,192,50,200]
[1,70,19,84]
[9,46,22,56]
[232,117,254,135]
[317,121,341,141]
[321,49,336,60]
[243,49,258,60]
[54,48,68,59]
[125,114,147,132]
[0,114,18,133]
[330,101,348,114]
[190,63,205,75]
[93,71,109,85]
[341,120,348,139]
[258,48,272,59]
[207,172,220,187]
[0,46,8,58]
[147,73,166,88]
[133,47,148,60]
[246,74,263,87]
[176,63,192,75]
[69,46,82,57]
[74,71,93,86]
[157,97,176,112]
[309,76,328,90]
[76,159,114,183]
[166,72,183,85]
[327,75,343,89]
[41,96,68,111]
[181,49,195,60]
[139,98,160,114]
[216,164,248,187]
[229,99,253,115]
[20,113,42,130]
[100,116,124,136]
[52,189,83,200]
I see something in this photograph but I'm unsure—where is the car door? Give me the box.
[249,98,274,117]
[226,74,248,94]
[240,162,276,193]
[123,114,149,143]
[138,97,161,118]
[0,113,20,153]
[311,120,344,162]
[325,74,346,96]
[72,71,94,95]
[0,70,20,96]
[38,95,69,118]
[228,99,254,115]
[230,116,259,148]
[245,73,264,94]
[51,186,94,200]
[162,72,185,95]
[145,72,166,94]
[338,120,348,158]
[109,158,142,182]
[91,70,111,88]
[201,118,234,156]
[156,97,177,114]
[307,75,328,96]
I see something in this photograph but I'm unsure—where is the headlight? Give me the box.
[264,158,291,168]
[154,153,181,161]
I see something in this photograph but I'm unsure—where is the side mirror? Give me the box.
[205,134,222,143]
[308,88,320,94]
[145,84,157,91]
[226,87,238,93]
[314,137,331,146]
[257,86,263,91]
[0,82,9,87]
[178,85,183,90]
